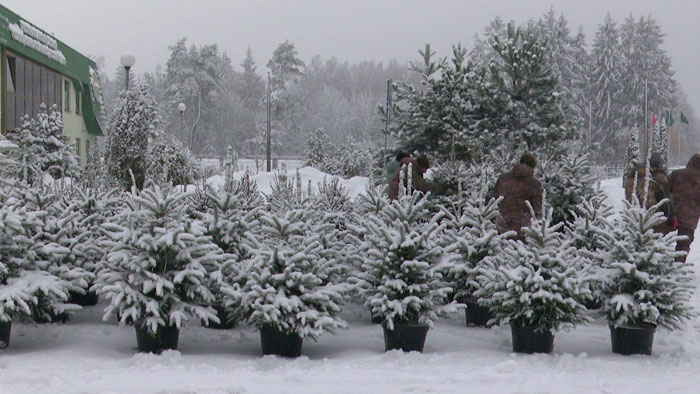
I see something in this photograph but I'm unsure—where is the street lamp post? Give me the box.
[177,102,186,132]
[120,53,136,91]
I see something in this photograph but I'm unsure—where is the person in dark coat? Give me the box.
[624,152,677,234]
[669,153,700,262]
[388,154,445,201]
[490,152,543,238]
[385,150,410,184]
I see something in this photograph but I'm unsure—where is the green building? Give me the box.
[0,4,106,166]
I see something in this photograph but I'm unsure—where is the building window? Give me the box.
[76,138,81,157]
[76,91,81,115]
[6,56,16,93]
[64,80,70,112]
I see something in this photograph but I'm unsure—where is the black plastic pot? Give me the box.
[134,323,179,354]
[202,305,236,330]
[0,320,10,349]
[465,301,493,327]
[382,322,429,353]
[260,325,303,358]
[69,289,99,306]
[509,321,554,354]
[609,322,656,355]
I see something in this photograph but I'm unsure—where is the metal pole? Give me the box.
[383,79,391,178]
[266,72,271,172]
[588,100,592,147]
[644,79,648,163]
[125,66,130,91]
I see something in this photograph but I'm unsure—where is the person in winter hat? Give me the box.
[624,152,677,234]
[489,152,542,238]
[385,149,410,184]
[388,153,446,201]
[670,153,700,262]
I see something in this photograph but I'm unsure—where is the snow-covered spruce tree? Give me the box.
[10,186,87,322]
[146,133,201,187]
[600,198,693,329]
[265,169,307,213]
[84,142,106,190]
[8,105,79,183]
[477,206,592,332]
[106,84,158,191]
[651,118,669,166]
[239,209,348,339]
[0,199,71,329]
[566,194,614,306]
[352,190,460,329]
[192,178,263,326]
[623,124,642,186]
[95,183,222,335]
[539,152,600,226]
[441,196,512,303]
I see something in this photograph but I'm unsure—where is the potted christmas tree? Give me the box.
[353,186,461,352]
[600,197,693,355]
[95,184,223,353]
[477,206,591,354]
[238,209,348,357]
[441,196,512,327]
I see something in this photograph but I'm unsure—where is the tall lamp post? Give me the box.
[177,102,186,133]
[120,53,135,91]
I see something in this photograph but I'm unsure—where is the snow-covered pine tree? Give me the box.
[146,133,201,187]
[352,190,460,329]
[8,115,44,184]
[590,14,625,165]
[39,104,80,179]
[623,124,642,187]
[441,196,511,304]
[239,209,348,339]
[193,178,263,327]
[11,186,86,322]
[265,169,306,213]
[601,198,693,329]
[106,84,159,191]
[0,201,71,329]
[477,205,592,332]
[84,141,105,190]
[566,194,614,306]
[540,152,600,225]
[651,117,669,167]
[95,183,222,334]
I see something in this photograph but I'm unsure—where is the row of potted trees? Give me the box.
[0,169,693,357]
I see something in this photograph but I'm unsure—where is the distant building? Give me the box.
[0,4,106,166]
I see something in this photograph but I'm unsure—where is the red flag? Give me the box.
[652,115,657,125]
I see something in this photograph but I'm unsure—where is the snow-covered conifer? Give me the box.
[95,183,222,334]
[600,198,693,329]
[623,124,642,186]
[106,84,159,190]
[651,118,669,167]
[147,133,201,187]
[540,152,600,225]
[239,209,348,339]
[352,191,460,329]
[477,206,592,332]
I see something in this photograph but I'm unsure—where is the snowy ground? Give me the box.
[2,175,700,394]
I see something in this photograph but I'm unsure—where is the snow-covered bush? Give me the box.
[305,129,372,178]
[239,209,348,339]
[352,190,460,329]
[600,198,694,329]
[147,134,201,186]
[477,206,592,332]
[95,183,222,334]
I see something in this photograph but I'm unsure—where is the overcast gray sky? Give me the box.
[4,0,699,112]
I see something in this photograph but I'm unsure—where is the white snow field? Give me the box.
[2,173,700,394]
